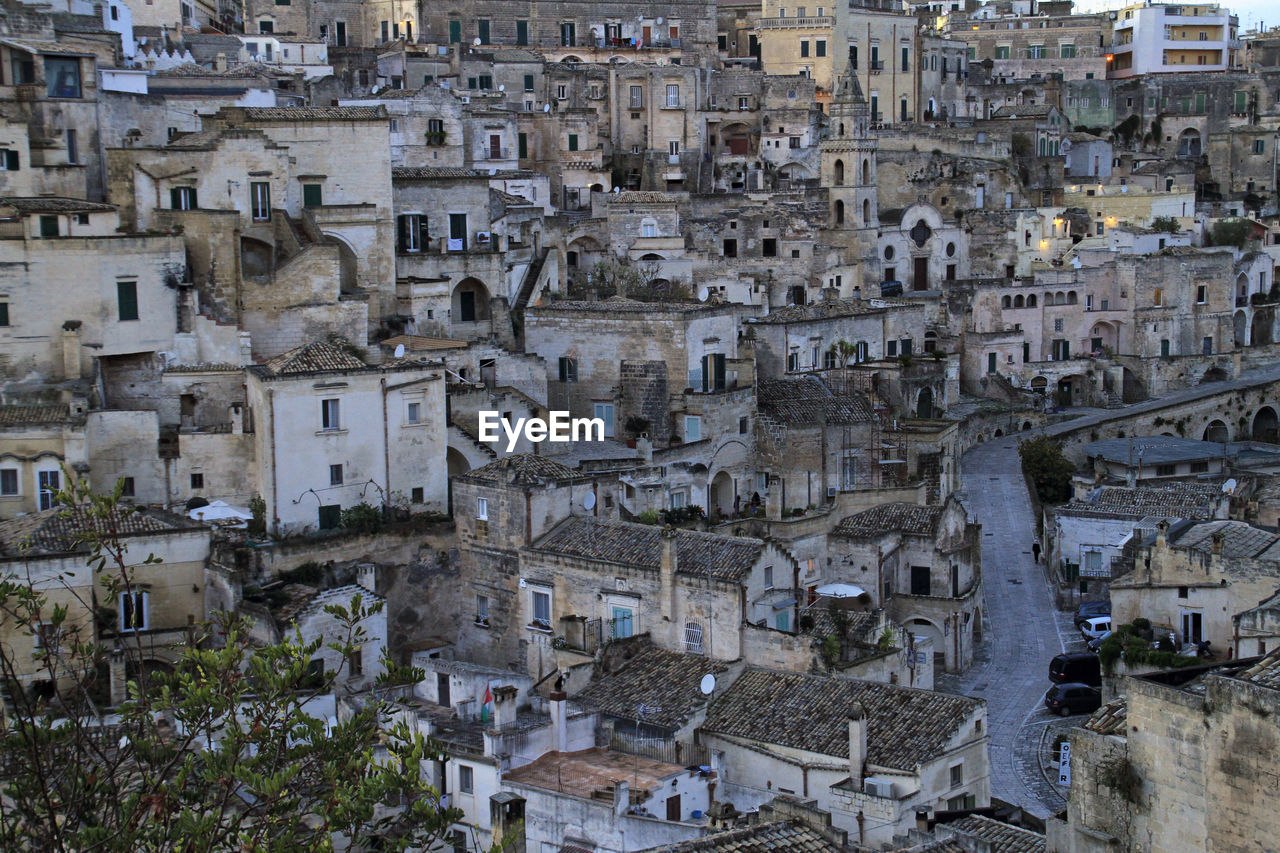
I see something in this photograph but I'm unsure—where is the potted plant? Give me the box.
[624,415,649,447]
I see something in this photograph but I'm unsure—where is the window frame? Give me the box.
[321,398,341,431]
[119,590,149,633]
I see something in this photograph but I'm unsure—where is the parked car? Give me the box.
[1050,652,1102,686]
[1087,630,1112,652]
[1080,616,1112,640]
[1073,600,1111,628]
[1044,683,1103,717]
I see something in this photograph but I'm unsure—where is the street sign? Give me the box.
[1058,741,1072,786]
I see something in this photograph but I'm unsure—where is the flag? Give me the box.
[480,684,494,724]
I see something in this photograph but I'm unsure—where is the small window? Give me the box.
[764,566,774,589]
[531,588,550,627]
[321,398,341,430]
[558,356,578,383]
[119,591,149,632]
[117,281,139,321]
[476,497,488,520]
[250,181,271,221]
[190,473,204,489]
[0,149,18,171]
[685,415,702,442]
[0,469,17,496]
[459,765,474,794]
[329,464,343,486]
[45,57,81,98]
[170,186,197,210]
[763,238,777,257]
[1156,463,1177,476]
[407,401,421,424]
[411,486,424,503]
[1196,285,1206,304]
[39,215,59,238]
[0,302,9,327]
[302,183,323,208]
[119,477,135,497]
[950,763,964,788]
[1177,585,1188,598]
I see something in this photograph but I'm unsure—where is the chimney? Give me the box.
[847,703,867,783]
[914,805,931,832]
[766,475,784,520]
[1210,529,1225,556]
[614,779,630,815]
[853,285,862,301]
[229,403,245,434]
[61,322,82,380]
[214,52,227,72]
[356,563,376,594]
[1156,519,1169,550]
[822,286,839,302]
[549,684,568,752]
[637,435,653,462]
[492,684,518,730]
[660,526,678,623]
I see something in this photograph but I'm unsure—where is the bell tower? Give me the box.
[822,72,879,232]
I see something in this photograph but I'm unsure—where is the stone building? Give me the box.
[0,505,210,702]
[700,668,989,848]
[1110,518,1280,651]
[1047,652,1280,853]
[244,340,448,534]
[0,405,87,518]
[828,497,982,672]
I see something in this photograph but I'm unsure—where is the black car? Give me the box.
[1073,600,1111,628]
[1044,683,1103,717]
[1049,652,1101,687]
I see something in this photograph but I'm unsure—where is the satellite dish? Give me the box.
[488,167,497,175]
[394,343,406,358]
[613,186,620,193]
[473,37,482,46]
[1223,478,1238,494]
[498,84,505,91]
[583,492,596,510]
[543,103,551,112]
[699,673,716,695]
[697,287,710,302]
[657,17,664,24]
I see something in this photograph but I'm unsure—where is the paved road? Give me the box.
[941,436,1077,817]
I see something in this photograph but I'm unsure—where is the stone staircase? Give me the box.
[513,248,549,311]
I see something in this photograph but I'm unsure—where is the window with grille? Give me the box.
[684,620,705,654]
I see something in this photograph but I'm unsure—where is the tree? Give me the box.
[0,476,486,852]
[1149,216,1180,234]
[566,256,691,302]
[1018,434,1075,504]
[1207,219,1251,250]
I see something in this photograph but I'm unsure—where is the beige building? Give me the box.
[1110,518,1280,651]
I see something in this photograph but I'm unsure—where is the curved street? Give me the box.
[941,435,1078,817]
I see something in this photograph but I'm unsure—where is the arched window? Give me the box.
[1002,296,1011,309]
[1067,291,1078,304]
[1014,294,1025,308]
[839,122,845,136]
[1027,294,1037,307]
[862,199,870,223]
[834,159,845,185]
[861,159,870,185]
[834,200,845,225]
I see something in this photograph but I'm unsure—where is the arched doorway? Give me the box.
[908,617,944,668]
[1235,310,1250,348]
[1056,375,1087,407]
[834,200,845,225]
[1254,406,1280,443]
[917,387,934,418]
[1089,321,1118,355]
[446,447,471,514]
[710,471,735,519]
[1203,420,1230,443]
[722,122,754,156]
[1031,376,1048,395]
[1252,312,1273,346]
[452,278,491,323]
[834,159,845,185]
[1177,128,1201,158]
[1200,366,1228,384]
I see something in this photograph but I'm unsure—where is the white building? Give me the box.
[1109,3,1240,78]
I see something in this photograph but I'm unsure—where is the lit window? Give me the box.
[476,497,488,520]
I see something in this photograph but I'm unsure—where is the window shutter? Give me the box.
[189,188,197,209]
[559,357,568,382]
[170,187,182,209]
[417,215,429,248]
[397,215,407,252]
[713,353,726,391]
[701,354,711,392]
[4,150,16,170]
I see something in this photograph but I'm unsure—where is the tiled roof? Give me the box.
[833,503,944,538]
[288,583,385,624]
[611,191,677,204]
[1,197,115,213]
[1235,647,1280,691]
[503,748,687,798]
[749,299,885,324]
[0,38,93,56]
[238,106,387,121]
[0,506,203,556]
[635,821,845,852]
[943,815,1046,853]
[757,377,873,426]
[461,454,583,485]
[491,188,535,207]
[1168,519,1280,561]
[573,642,728,729]
[991,104,1054,118]
[532,297,709,313]
[1061,482,1221,520]
[1084,436,1280,466]
[1083,697,1127,735]
[257,340,367,375]
[702,669,982,771]
[379,334,468,352]
[394,167,484,180]
[165,129,229,150]
[530,518,767,583]
[0,405,71,426]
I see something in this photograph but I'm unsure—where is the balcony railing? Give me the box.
[481,147,512,160]
[757,15,834,28]
[869,60,885,72]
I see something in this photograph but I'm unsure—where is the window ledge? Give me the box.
[316,428,349,436]
[527,623,552,633]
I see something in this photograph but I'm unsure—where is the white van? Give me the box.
[1080,616,1111,640]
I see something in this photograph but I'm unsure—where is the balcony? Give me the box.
[757,15,834,28]
[481,147,513,160]
[869,60,884,73]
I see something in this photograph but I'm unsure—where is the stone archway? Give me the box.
[1203,419,1230,443]
[1253,406,1280,443]
[1235,310,1250,348]
[710,471,735,519]
[917,387,934,419]
[452,278,491,323]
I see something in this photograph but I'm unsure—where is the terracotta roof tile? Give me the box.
[757,377,873,425]
[0,506,203,556]
[1234,647,1280,691]
[635,820,846,852]
[257,340,367,375]
[610,191,677,204]
[0,405,71,426]
[942,815,1046,853]
[1,197,115,213]
[239,106,387,121]
[702,669,982,772]
[833,503,944,538]
[530,518,767,583]
[461,454,583,485]
[574,642,729,729]
[1083,697,1127,735]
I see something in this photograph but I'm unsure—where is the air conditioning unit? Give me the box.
[864,777,895,798]
[476,231,491,243]
[461,95,471,104]
[827,486,838,498]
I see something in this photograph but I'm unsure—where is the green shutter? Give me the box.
[303,183,323,207]
[524,74,534,91]
[117,281,138,321]
[170,187,182,209]
[4,149,18,170]
[0,302,9,326]
[568,134,578,151]
[518,133,527,158]
[449,20,461,42]
[39,215,58,237]
[516,20,528,45]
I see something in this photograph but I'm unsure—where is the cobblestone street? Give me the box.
[940,435,1086,818]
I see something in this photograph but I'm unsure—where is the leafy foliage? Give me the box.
[1149,216,1180,234]
[1018,435,1075,504]
[0,476,484,852]
[340,501,384,535]
[1207,219,1252,249]
[566,256,692,302]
